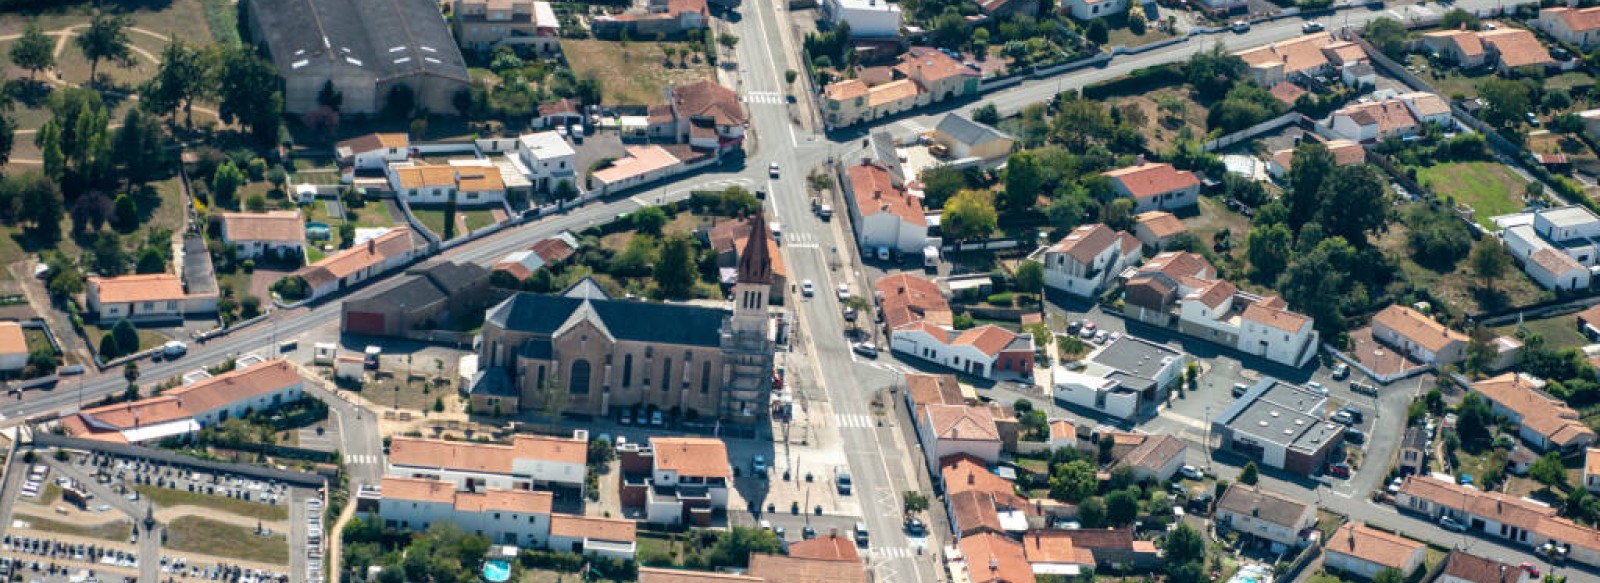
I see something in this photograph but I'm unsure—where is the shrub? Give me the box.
[241,259,255,273]
[985,292,1015,305]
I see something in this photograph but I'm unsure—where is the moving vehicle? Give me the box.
[1302,21,1324,33]
[1440,516,1468,532]
[1231,20,1251,32]
[818,205,833,220]
[801,280,814,297]
[905,517,927,537]
[837,472,853,494]
[854,522,869,546]
[769,162,781,178]
[851,342,879,358]
[837,284,851,301]
[162,341,188,358]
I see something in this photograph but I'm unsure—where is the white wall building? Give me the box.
[847,162,929,256]
[643,438,732,526]
[823,0,902,38]
[917,404,1003,474]
[1323,523,1427,581]
[1039,224,1141,298]
[516,131,578,192]
[386,432,590,491]
[220,210,308,260]
[378,477,553,547]
[336,133,410,171]
[1214,484,1316,552]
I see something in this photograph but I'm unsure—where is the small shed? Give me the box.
[335,355,365,382]
[313,342,337,364]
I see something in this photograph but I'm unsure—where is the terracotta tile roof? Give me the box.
[531,237,577,264]
[671,80,745,126]
[1400,92,1451,118]
[539,99,580,117]
[1440,550,1527,583]
[824,79,869,101]
[297,227,418,288]
[1372,304,1468,354]
[592,146,681,185]
[1548,6,1600,33]
[1424,30,1486,58]
[393,165,458,189]
[1020,530,1097,567]
[926,404,1001,442]
[1398,475,1557,532]
[1243,301,1311,333]
[1189,279,1236,309]
[1474,373,1596,447]
[388,433,587,473]
[896,47,979,84]
[1535,516,1600,553]
[1102,163,1200,201]
[1135,211,1187,239]
[877,273,951,331]
[380,476,456,504]
[452,487,554,514]
[1587,448,1600,477]
[90,274,186,304]
[1321,41,1368,65]
[1048,224,1123,264]
[1335,100,1421,134]
[1531,247,1585,276]
[57,414,127,444]
[1217,484,1313,528]
[1269,82,1308,107]
[1272,139,1365,173]
[550,514,636,542]
[455,166,505,192]
[747,553,868,583]
[76,359,304,432]
[1058,528,1137,550]
[905,372,964,414]
[941,454,1025,507]
[951,490,1005,535]
[959,533,1033,583]
[651,437,730,478]
[952,325,1022,356]
[1049,419,1075,441]
[0,322,25,356]
[337,133,408,154]
[222,210,306,245]
[785,534,859,561]
[1327,523,1425,571]
[867,79,920,108]
[1480,28,1554,68]
[849,162,925,226]
[639,568,763,583]
[1236,32,1335,76]
[1140,251,1215,284]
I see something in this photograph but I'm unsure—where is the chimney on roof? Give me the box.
[968,471,976,485]
[368,237,376,254]
[874,190,882,200]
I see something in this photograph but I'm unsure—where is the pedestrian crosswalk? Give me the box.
[745,91,786,105]
[783,231,820,249]
[835,413,876,428]
[873,546,915,559]
[346,454,380,465]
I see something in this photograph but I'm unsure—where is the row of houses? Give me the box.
[1422,25,1557,74]
[1396,473,1600,568]
[822,48,980,128]
[1328,91,1453,143]
[1494,205,1600,291]
[62,360,307,444]
[876,273,1036,381]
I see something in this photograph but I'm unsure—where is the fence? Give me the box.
[1322,341,1431,385]
[1202,113,1303,152]
[942,239,1021,252]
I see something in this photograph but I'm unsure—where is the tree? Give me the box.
[632,206,669,235]
[1239,461,1259,485]
[1086,19,1109,45]
[921,166,965,207]
[10,21,53,81]
[1246,223,1292,284]
[1363,17,1409,59]
[123,361,139,383]
[99,332,120,358]
[1470,239,1511,293]
[1164,523,1205,564]
[717,33,739,50]
[553,179,577,202]
[903,491,930,515]
[1015,261,1044,295]
[36,119,63,181]
[1457,392,1495,444]
[1077,497,1107,528]
[1049,460,1098,503]
[1286,141,1335,229]
[1373,568,1405,583]
[1103,197,1135,232]
[144,39,209,127]
[1531,452,1569,490]
[1003,151,1043,213]
[1316,165,1389,246]
[212,161,245,206]
[1440,8,1480,31]
[112,108,168,187]
[442,194,457,240]
[705,527,781,569]
[942,189,998,240]
[77,12,133,83]
[1479,78,1534,129]
[1186,42,1246,101]
[1553,112,1587,135]
[785,69,799,85]
[653,233,698,299]
[973,103,1000,126]
[1105,488,1139,526]
[135,248,165,274]
[212,45,285,143]
[7,172,63,241]
[112,318,139,357]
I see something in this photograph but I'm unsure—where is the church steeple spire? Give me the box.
[738,212,773,286]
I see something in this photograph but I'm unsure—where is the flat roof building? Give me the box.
[1213,378,1345,475]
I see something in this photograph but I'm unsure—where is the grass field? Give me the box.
[1415,162,1527,229]
[409,207,497,239]
[82,323,169,353]
[1377,222,1547,314]
[1107,86,1209,160]
[1494,312,1590,348]
[24,329,55,358]
[135,485,289,521]
[18,515,132,542]
[166,515,289,565]
[559,39,714,105]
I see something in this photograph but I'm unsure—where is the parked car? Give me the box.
[1067,321,1082,335]
[1180,465,1204,480]
[650,411,664,426]
[1328,463,1351,478]
[905,518,927,537]
[837,472,853,495]
[1232,20,1251,32]
[837,284,851,301]
[1186,493,1214,514]
[1232,383,1250,397]
[1306,381,1327,395]
[1302,21,1324,33]
[1440,516,1468,532]
[1093,330,1109,344]
[769,162,780,178]
[1339,407,1364,424]
[851,342,879,358]
[1332,410,1355,425]
[162,341,188,358]
[1526,112,1541,126]
[1345,428,1366,444]
[1331,362,1349,380]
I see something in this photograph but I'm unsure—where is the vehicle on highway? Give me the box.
[904,517,927,537]
[162,341,188,358]
[851,342,879,358]
[837,472,853,494]
[1232,20,1250,32]
[854,522,869,546]
[801,280,814,297]
[1302,21,1324,33]
[1440,516,1467,532]
[769,162,780,178]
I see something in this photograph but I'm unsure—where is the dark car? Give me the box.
[1328,463,1351,478]
[1338,407,1365,424]
[1345,429,1366,444]
[1185,493,1214,514]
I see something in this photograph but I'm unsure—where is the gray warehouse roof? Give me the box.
[1215,378,1343,454]
[1091,336,1182,380]
[934,113,1013,147]
[251,0,470,83]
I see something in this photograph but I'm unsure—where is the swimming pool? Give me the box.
[483,560,512,582]
[1228,564,1272,583]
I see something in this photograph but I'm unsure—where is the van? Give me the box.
[278,340,297,352]
[1231,383,1249,397]
[853,522,869,546]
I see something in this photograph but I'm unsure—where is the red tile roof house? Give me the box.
[917,404,1003,474]
[63,359,306,444]
[1540,6,1600,49]
[377,476,556,548]
[385,432,590,492]
[219,210,307,261]
[1038,223,1142,299]
[847,161,929,256]
[1324,523,1427,581]
[86,273,218,323]
[294,227,424,301]
[335,132,410,171]
[889,322,1036,381]
[1102,162,1201,213]
[663,80,747,156]
[1474,373,1598,453]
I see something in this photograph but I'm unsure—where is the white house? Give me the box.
[917,404,1003,474]
[295,227,423,301]
[548,515,637,561]
[823,0,901,38]
[516,131,578,193]
[1114,434,1187,483]
[1331,99,1422,142]
[336,133,410,170]
[1063,0,1147,20]
[1102,163,1200,213]
[1039,224,1141,298]
[378,477,554,547]
[87,273,217,322]
[1324,523,1427,581]
[0,322,26,372]
[1370,304,1469,366]
[848,162,928,256]
[1266,139,1365,179]
[386,432,590,491]
[1439,552,1533,583]
[889,323,1035,381]
[1238,299,1318,367]
[1499,206,1600,291]
[220,210,307,261]
[589,146,687,196]
[64,359,306,444]
[1473,373,1597,453]
[1214,484,1316,552]
[1587,449,1600,493]
[1540,6,1600,49]
[643,438,732,526]
[388,165,507,207]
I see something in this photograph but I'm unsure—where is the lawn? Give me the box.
[1528,132,1600,177]
[294,171,343,186]
[1376,223,1547,315]
[409,207,498,239]
[17,515,132,542]
[1102,11,1176,49]
[559,39,715,105]
[24,328,56,358]
[1408,55,1491,101]
[359,375,457,413]
[0,0,215,43]
[1493,312,1589,349]
[166,515,289,565]
[134,484,289,521]
[83,323,169,353]
[303,199,400,251]
[1415,162,1528,229]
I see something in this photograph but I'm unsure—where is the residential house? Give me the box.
[1331,99,1421,142]
[1132,211,1188,250]
[1020,530,1097,578]
[784,534,860,562]
[388,165,507,207]
[1102,163,1201,213]
[386,432,589,491]
[1539,6,1600,49]
[455,0,561,56]
[1039,224,1142,298]
[295,227,424,301]
[547,515,637,561]
[1267,138,1366,179]
[0,322,25,372]
[589,146,690,195]
[949,490,1022,537]
[87,273,218,322]
[1423,30,1490,67]
[918,404,1003,473]
[904,372,970,420]
[822,48,979,128]
[890,323,1035,380]
[533,99,583,130]
[1048,419,1077,450]
[1214,379,1345,474]
[878,273,954,341]
[1439,551,1533,583]
[621,437,732,526]
[954,533,1034,583]
[1500,206,1600,290]
[1325,523,1427,580]
[1113,434,1187,483]
[62,360,306,444]
[896,47,981,102]
[341,261,492,337]
[746,552,868,583]
[1270,81,1309,108]
[336,133,410,171]
[1393,475,1569,559]
[662,81,747,155]
[932,113,1016,161]
[1370,304,1469,366]
[1423,27,1554,73]
[1049,528,1161,570]
[1580,304,1600,340]
[378,477,554,547]
[846,162,929,256]
[1214,484,1317,551]
[1053,336,1186,420]
[977,0,1040,18]
[1473,373,1597,453]
[1398,426,1428,476]
[248,0,470,115]
[516,131,577,193]
[591,0,708,39]
[1063,0,1147,20]
[1235,33,1371,87]
[823,0,902,38]
[220,210,307,261]
[492,233,580,281]
[1586,448,1600,493]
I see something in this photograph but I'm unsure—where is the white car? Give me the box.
[801,280,815,297]
[769,162,780,178]
[836,284,851,301]
[162,341,188,358]
[1180,465,1204,480]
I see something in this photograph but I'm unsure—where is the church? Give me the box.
[469,214,777,423]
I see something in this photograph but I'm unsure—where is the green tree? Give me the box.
[1049,460,1098,502]
[653,233,698,299]
[36,121,63,181]
[1470,239,1511,293]
[1373,568,1405,583]
[1003,151,1044,213]
[921,166,965,207]
[973,103,1000,126]
[1439,8,1480,30]
[1186,42,1246,101]
[1457,392,1495,444]
[7,172,63,241]
[705,527,781,569]
[1077,497,1107,528]
[632,206,669,236]
[1164,522,1205,564]
[212,161,245,206]
[135,247,165,274]
[1105,487,1139,526]
[903,491,930,515]
[144,39,210,127]
[1246,223,1292,284]
[212,45,285,143]
[1239,461,1259,486]
[1315,165,1389,246]
[1278,236,1356,338]
[1286,141,1335,229]
[553,179,577,202]
[1478,78,1534,128]
[1086,19,1109,45]
[77,11,133,82]
[942,189,998,240]
[112,318,139,356]
[1363,17,1409,59]
[785,69,799,85]
[1531,452,1570,490]
[1103,197,1135,232]
[98,332,120,358]
[9,21,53,81]
[1015,261,1044,295]
[717,33,739,50]
[112,108,168,187]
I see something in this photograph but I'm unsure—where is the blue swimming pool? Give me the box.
[483,560,511,582]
